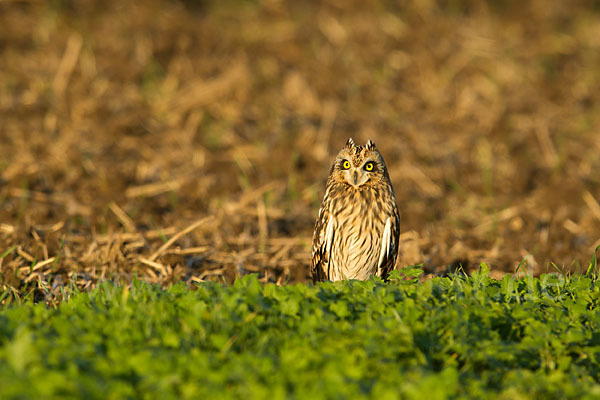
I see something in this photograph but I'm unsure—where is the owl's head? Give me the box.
[330,138,389,189]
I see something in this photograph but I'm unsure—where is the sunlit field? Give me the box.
[2,1,600,397]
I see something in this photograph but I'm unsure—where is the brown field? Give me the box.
[1,0,600,300]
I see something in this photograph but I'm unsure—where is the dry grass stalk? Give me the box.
[583,191,600,222]
[149,217,214,262]
[52,33,83,99]
[108,202,137,232]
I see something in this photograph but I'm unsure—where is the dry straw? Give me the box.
[1,1,600,302]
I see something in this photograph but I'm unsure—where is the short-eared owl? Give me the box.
[311,138,400,282]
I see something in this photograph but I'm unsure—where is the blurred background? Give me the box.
[1,0,600,294]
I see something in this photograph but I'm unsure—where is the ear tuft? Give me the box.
[366,140,376,150]
[345,138,356,148]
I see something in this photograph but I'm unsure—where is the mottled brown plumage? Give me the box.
[311,138,400,282]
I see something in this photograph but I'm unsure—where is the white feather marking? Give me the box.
[324,215,335,260]
[377,217,392,276]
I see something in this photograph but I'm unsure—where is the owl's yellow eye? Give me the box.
[342,160,351,170]
[364,162,375,171]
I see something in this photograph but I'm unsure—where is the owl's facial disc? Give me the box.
[341,161,370,188]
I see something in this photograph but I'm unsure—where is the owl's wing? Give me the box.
[376,206,400,280]
[311,209,335,283]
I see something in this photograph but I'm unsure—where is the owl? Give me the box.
[311,138,400,283]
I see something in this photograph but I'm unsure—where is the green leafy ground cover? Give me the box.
[1,266,600,399]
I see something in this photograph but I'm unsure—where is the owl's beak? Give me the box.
[352,171,358,186]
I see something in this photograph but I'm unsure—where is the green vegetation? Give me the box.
[2,265,600,399]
